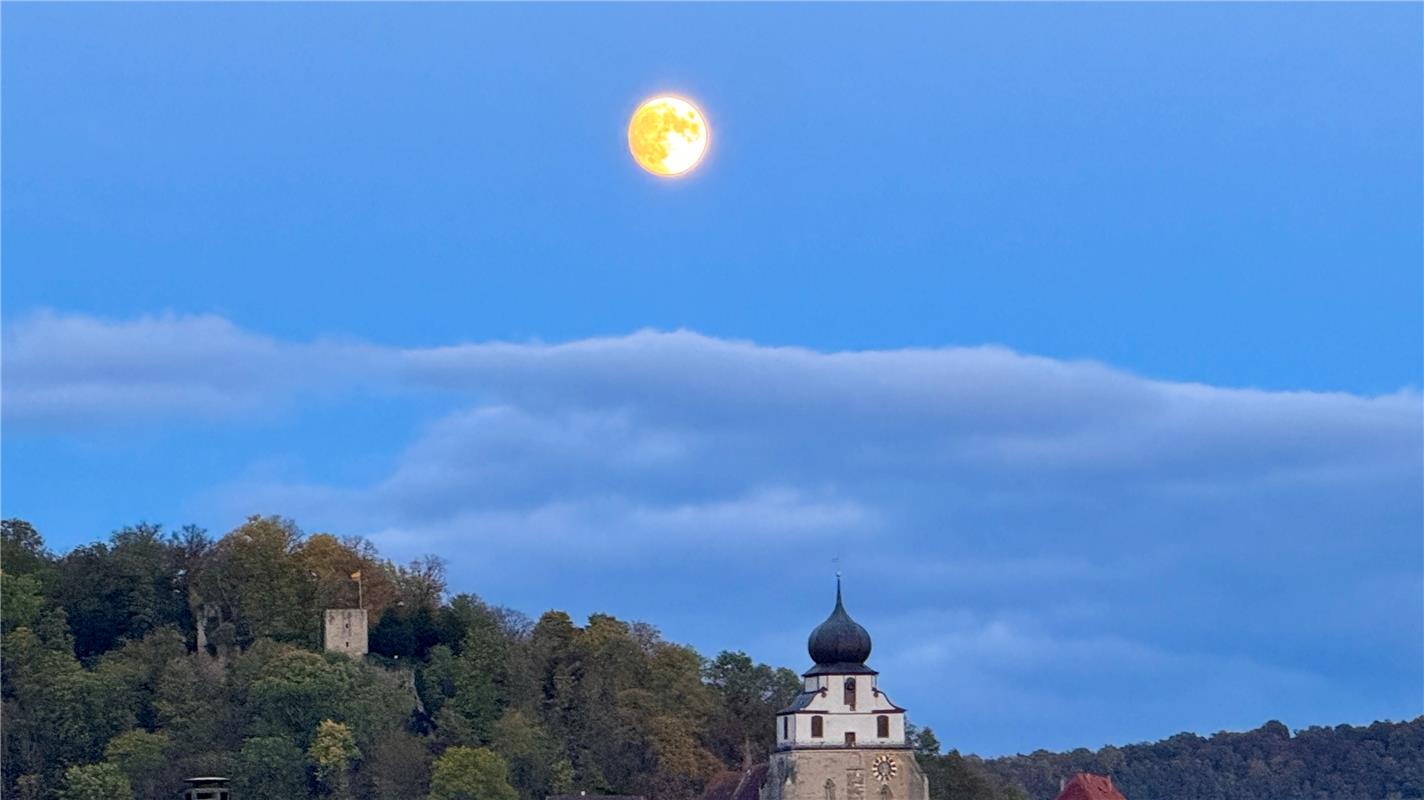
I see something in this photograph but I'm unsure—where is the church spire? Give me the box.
[806,575,872,672]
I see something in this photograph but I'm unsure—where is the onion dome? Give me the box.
[806,578,875,674]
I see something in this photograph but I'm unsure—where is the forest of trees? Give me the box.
[976,718,1424,800]
[1,516,1419,800]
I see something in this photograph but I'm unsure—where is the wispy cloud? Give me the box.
[4,310,1419,753]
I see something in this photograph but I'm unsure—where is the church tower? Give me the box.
[760,580,929,800]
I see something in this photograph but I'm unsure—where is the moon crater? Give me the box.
[628,96,709,177]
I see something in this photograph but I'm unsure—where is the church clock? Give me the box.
[759,579,929,800]
[872,755,898,783]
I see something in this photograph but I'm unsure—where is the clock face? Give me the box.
[873,755,898,783]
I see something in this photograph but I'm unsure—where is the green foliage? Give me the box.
[5,516,1421,800]
[194,515,316,647]
[918,750,1026,800]
[57,762,133,800]
[2,627,136,784]
[250,649,366,744]
[247,646,412,749]
[2,519,52,578]
[979,718,1424,800]
[310,720,361,799]
[419,602,510,746]
[906,723,942,756]
[98,628,189,729]
[234,736,310,800]
[429,746,519,800]
[493,709,574,800]
[105,729,172,798]
[703,650,802,766]
[364,730,433,800]
[1,571,45,636]
[153,653,230,754]
[53,523,193,658]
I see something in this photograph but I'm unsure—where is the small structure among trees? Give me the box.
[181,776,231,800]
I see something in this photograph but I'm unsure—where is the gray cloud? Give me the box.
[3,310,394,427]
[5,311,1420,754]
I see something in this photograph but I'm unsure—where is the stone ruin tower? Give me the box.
[324,608,368,657]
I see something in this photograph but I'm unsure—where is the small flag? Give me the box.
[350,571,361,580]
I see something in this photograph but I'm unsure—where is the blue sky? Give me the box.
[3,3,1420,756]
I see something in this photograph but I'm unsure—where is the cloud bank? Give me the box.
[5,310,1420,754]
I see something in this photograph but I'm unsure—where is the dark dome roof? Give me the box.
[807,579,872,669]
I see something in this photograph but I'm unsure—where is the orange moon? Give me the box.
[628,96,710,177]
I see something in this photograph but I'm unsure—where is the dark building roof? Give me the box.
[1055,774,1126,800]
[702,771,744,800]
[701,765,768,800]
[780,690,822,712]
[805,578,873,675]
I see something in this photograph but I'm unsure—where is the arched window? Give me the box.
[811,716,824,738]
[844,677,857,710]
[824,780,836,800]
[877,715,890,738]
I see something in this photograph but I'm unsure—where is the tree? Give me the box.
[193,516,314,647]
[905,722,942,755]
[57,763,132,800]
[363,730,433,800]
[419,602,509,746]
[97,628,188,730]
[104,730,171,799]
[703,651,801,766]
[372,603,444,661]
[1,571,45,636]
[395,555,448,610]
[429,747,518,800]
[153,653,229,755]
[309,720,360,799]
[642,714,722,800]
[492,709,573,800]
[234,736,310,800]
[299,533,398,620]
[52,524,189,658]
[2,627,135,784]
[244,645,412,749]
[1,519,52,578]
[248,649,363,745]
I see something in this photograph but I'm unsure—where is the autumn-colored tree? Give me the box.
[299,533,398,621]
[310,720,360,799]
[429,746,518,800]
[7,517,1422,800]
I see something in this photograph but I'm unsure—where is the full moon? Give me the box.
[628,96,709,177]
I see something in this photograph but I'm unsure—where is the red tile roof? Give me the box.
[1054,773,1125,800]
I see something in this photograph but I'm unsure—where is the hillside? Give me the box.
[972,718,1424,800]
[2,517,1419,800]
